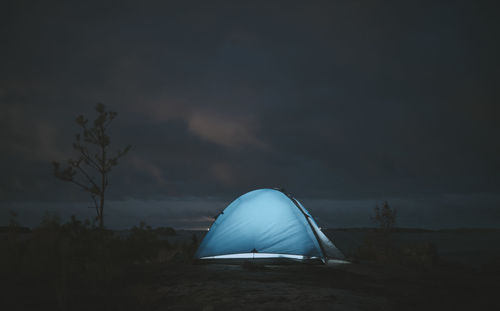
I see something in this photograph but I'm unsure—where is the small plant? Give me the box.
[7,210,19,240]
[371,200,397,231]
[354,201,438,267]
[40,211,62,229]
[1,213,191,310]
[52,103,131,228]
[8,210,19,229]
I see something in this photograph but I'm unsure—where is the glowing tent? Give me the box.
[195,188,344,264]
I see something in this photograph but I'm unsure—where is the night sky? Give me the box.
[1,0,499,229]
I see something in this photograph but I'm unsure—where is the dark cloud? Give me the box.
[1,0,499,228]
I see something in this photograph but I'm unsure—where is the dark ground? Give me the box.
[146,261,499,311]
[4,260,499,311]
[3,226,500,310]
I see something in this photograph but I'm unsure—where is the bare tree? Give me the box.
[53,103,131,228]
[371,200,397,231]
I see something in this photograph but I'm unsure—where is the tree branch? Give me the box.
[54,103,131,228]
[72,160,100,192]
[77,145,102,172]
[91,195,99,217]
[69,178,93,193]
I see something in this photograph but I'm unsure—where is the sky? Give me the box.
[1,0,499,229]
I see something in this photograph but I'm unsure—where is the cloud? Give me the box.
[210,162,234,186]
[125,94,267,150]
[1,0,500,227]
[135,97,190,123]
[32,121,66,161]
[0,102,65,161]
[128,155,168,187]
[187,111,266,149]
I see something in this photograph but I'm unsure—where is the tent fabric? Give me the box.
[295,199,345,259]
[195,188,344,263]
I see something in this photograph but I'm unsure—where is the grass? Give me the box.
[1,213,197,311]
[352,230,439,268]
[3,214,499,310]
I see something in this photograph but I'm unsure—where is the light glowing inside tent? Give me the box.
[194,188,345,263]
[199,253,319,260]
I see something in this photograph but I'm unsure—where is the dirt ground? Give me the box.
[145,260,498,311]
[4,258,498,310]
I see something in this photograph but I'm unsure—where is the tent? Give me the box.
[195,188,344,264]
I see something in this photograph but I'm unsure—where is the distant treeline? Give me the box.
[4,226,499,234]
[325,227,500,233]
[0,225,177,234]
[0,226,32,233]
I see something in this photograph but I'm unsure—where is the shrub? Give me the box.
[371,201,397,231]
[353,232,438,268]
[1,214,193,310]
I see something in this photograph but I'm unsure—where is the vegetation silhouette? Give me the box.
[353,201,438,267]
[1,213,498,310]
[1,213,194,310]
[52,103,131,228]
[371,200,397,231]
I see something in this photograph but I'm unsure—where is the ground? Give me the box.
[130,261,497,310]
[3,228,499,310]
[4,258,499,310]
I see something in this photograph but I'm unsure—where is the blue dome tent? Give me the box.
[195,188,344,264]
